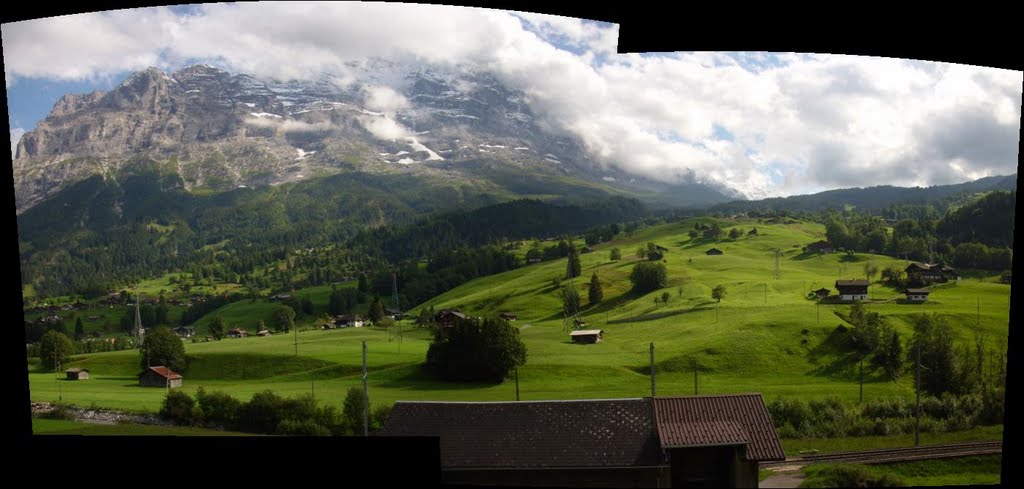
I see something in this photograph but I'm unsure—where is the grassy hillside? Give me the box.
[27,218,1012,413]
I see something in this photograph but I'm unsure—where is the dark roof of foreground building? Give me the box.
[652,394,786,462]
[379,399,665,469]
[835,279,870,287]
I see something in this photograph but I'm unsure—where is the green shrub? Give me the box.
[275,419,330,436]
[801,464,906,487]
[160,390,196,425]
[194,388,241,428]
[40,403,75,420]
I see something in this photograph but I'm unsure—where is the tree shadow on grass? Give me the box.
[607,301,715,324]
[377,364,500,391]
[803,327,888,381]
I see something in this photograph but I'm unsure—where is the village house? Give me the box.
[905,263,948,283]
[570,329,603,344]
[138,366,182,388]
[435,309,469,327]
[834,279,870,301]
[379,394,784,488]
[706,248,724,256]
[174,326,195,338]
[803,240,834,254]
[499,312,518,321]
[65,368,89,380]
[334,314,364,328]
[905,288,931,303]
[227,328,248,338]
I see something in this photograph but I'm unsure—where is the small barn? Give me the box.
[227,328,248,338]
[570,329,604,344]
[706,248,724,256]
[905,288,931,303]
[379,394,784,488]
[139,366,182,388]
[379,398,670,487]
[257,330,272,336]
[835,279,869,301]
[174,326,195,338]
[654,394,786,487]
[499,312,518,321]
[813,288,831,299]
[65,368,89,380]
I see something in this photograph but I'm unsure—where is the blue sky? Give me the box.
[3,3,1021,198]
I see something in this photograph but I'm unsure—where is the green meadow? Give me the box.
[27,219,1012,415]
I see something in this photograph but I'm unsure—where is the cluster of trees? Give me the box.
[328,286,361,316]
[425,317,527,383]
[629,262,667,294]
[139,326,187,372]
[160,387,391,436]
[688,222,723,240]
[525,239,575,263]
[822,191,1014,271]
[840,302,903,380]
[767,392,1004,440]
[28,329,135,364]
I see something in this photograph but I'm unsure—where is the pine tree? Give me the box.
[74,317,85,341]
[588,273,603,305]
[566,249,581,279]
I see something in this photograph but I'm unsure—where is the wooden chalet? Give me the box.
[139,366,182,388]
[435,309,469,327]
[834,279,869,301]
[65,368,89,380]
[570,329,604,344]
[334,314,364,328]
[905,288,931,303]
[905,263,943,283]
[379,394,784,488]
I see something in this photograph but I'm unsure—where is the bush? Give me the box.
[40,403,75,420]
[236,390,286,434]
[195,387,241,428]
[276,419,330,436]
[160,390,196,425]
[768,397,810,431]
[802,464,906,487]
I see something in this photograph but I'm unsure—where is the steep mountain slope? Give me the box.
[12,63,733,213]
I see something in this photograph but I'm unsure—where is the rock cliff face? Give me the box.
[12,62,730,213]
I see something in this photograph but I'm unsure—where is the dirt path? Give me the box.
[761,470,806,488]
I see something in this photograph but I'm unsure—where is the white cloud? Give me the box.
[362,85,409,113]
[10,127,25,157]
[3,3,1021,197]
[360,115,412,141]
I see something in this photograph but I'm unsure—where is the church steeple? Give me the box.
[133,290,145,346]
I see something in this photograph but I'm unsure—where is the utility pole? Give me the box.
[859,356,864,403]
[55,349,62,402]
[515,365,520,401]
[915,343,921,447]
[362,341,369,437]
[649,342,655,397]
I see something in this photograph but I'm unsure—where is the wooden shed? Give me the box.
[905,288,931,303]
[570,329,604,344]
[139,366,182,388]
[65,368,89,380]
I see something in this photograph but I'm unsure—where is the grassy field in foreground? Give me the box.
[780,425,1004,456]
[800,454,1001,487]
[27,218,1011,415]
[31,418,257,436]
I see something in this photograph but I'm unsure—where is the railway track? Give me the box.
[762,441,1002,470]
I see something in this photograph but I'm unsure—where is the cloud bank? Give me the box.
[3,3,1020,197]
